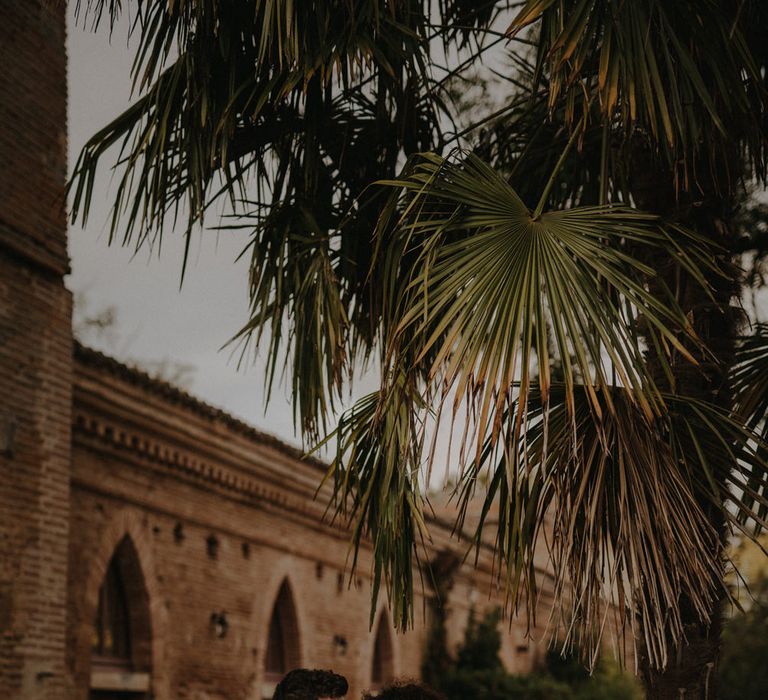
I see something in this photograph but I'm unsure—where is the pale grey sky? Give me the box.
[66,9,307,447]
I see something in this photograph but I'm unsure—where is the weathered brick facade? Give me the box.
[67,345,543,700]
[0,1,72,698]
[0,4,548,698]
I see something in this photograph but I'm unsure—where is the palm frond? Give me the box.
[732,324,768,530]
[508,0,768,183]
[733,323,768,435]
[460,386,768,670]
[322,150,735,657]
[68,0,443,244]
[319,372,429,630]
[374,152,711,469]
[70,0,450,436]
[226,206,349,440]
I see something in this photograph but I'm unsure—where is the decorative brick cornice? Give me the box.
[71,343,519,580]
[73,341,325,472]
[71,408,340,532]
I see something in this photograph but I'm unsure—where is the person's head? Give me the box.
[271,668,348,700]
[362,680,446,700]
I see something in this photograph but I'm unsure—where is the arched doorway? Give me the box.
[370,610,394,692]
[89,536,152,700]
[262,579,301,698]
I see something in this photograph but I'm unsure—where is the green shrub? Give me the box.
[719,576,768,700]
[456,607,504,672]
[571,665,642,700]
[430,607,641,700]
[547,648,640,700]
[440,667,574,700]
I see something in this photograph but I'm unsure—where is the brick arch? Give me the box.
[72,508,168,700]
[97,536,153,670]
[370,605,397,689]
[264,578,302,676]
[247,559,312,693]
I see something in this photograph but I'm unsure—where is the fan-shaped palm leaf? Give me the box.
[374,152,712,467]
[324,150,723,644]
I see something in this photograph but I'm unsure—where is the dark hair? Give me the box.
[272,669,348,700]
[363,681,446,700]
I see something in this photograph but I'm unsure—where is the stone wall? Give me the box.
[0,2,72,698]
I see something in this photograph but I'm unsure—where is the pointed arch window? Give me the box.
[264,580,300,681]
[89,536,151,698]
[92,553,132,665]
[371,611,394,689]
[265,605,287,677]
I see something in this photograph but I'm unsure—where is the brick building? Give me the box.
[0,3,547,699]
[66,343,542,700]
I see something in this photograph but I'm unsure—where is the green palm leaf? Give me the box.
[733,324,768,437]
[375,152,709,466]
[327,151,725,647]
[68,0,443,260]
[318,371,429,630]
[732,324,768,530]
[226,209,349,439]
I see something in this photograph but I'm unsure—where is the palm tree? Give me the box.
[70,1,768,697]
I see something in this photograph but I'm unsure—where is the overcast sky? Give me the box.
[66,9,313,447]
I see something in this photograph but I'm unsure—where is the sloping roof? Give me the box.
[73,341,327,472]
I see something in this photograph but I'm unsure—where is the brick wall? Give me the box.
[0,2,72,699]
[68,349,542,700]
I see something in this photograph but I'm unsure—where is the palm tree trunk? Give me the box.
[640,612,722,699]
[631,145,741,699]
[638,257,732,699]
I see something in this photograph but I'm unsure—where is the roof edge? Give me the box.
[73,341,327,472]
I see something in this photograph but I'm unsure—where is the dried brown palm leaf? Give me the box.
[462,386,768,670]
[507,0,767,183]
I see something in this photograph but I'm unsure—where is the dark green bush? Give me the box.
[719,576,768,700]
[456,607,504,672]
[440,667,575,700]
[429,607,640,700]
